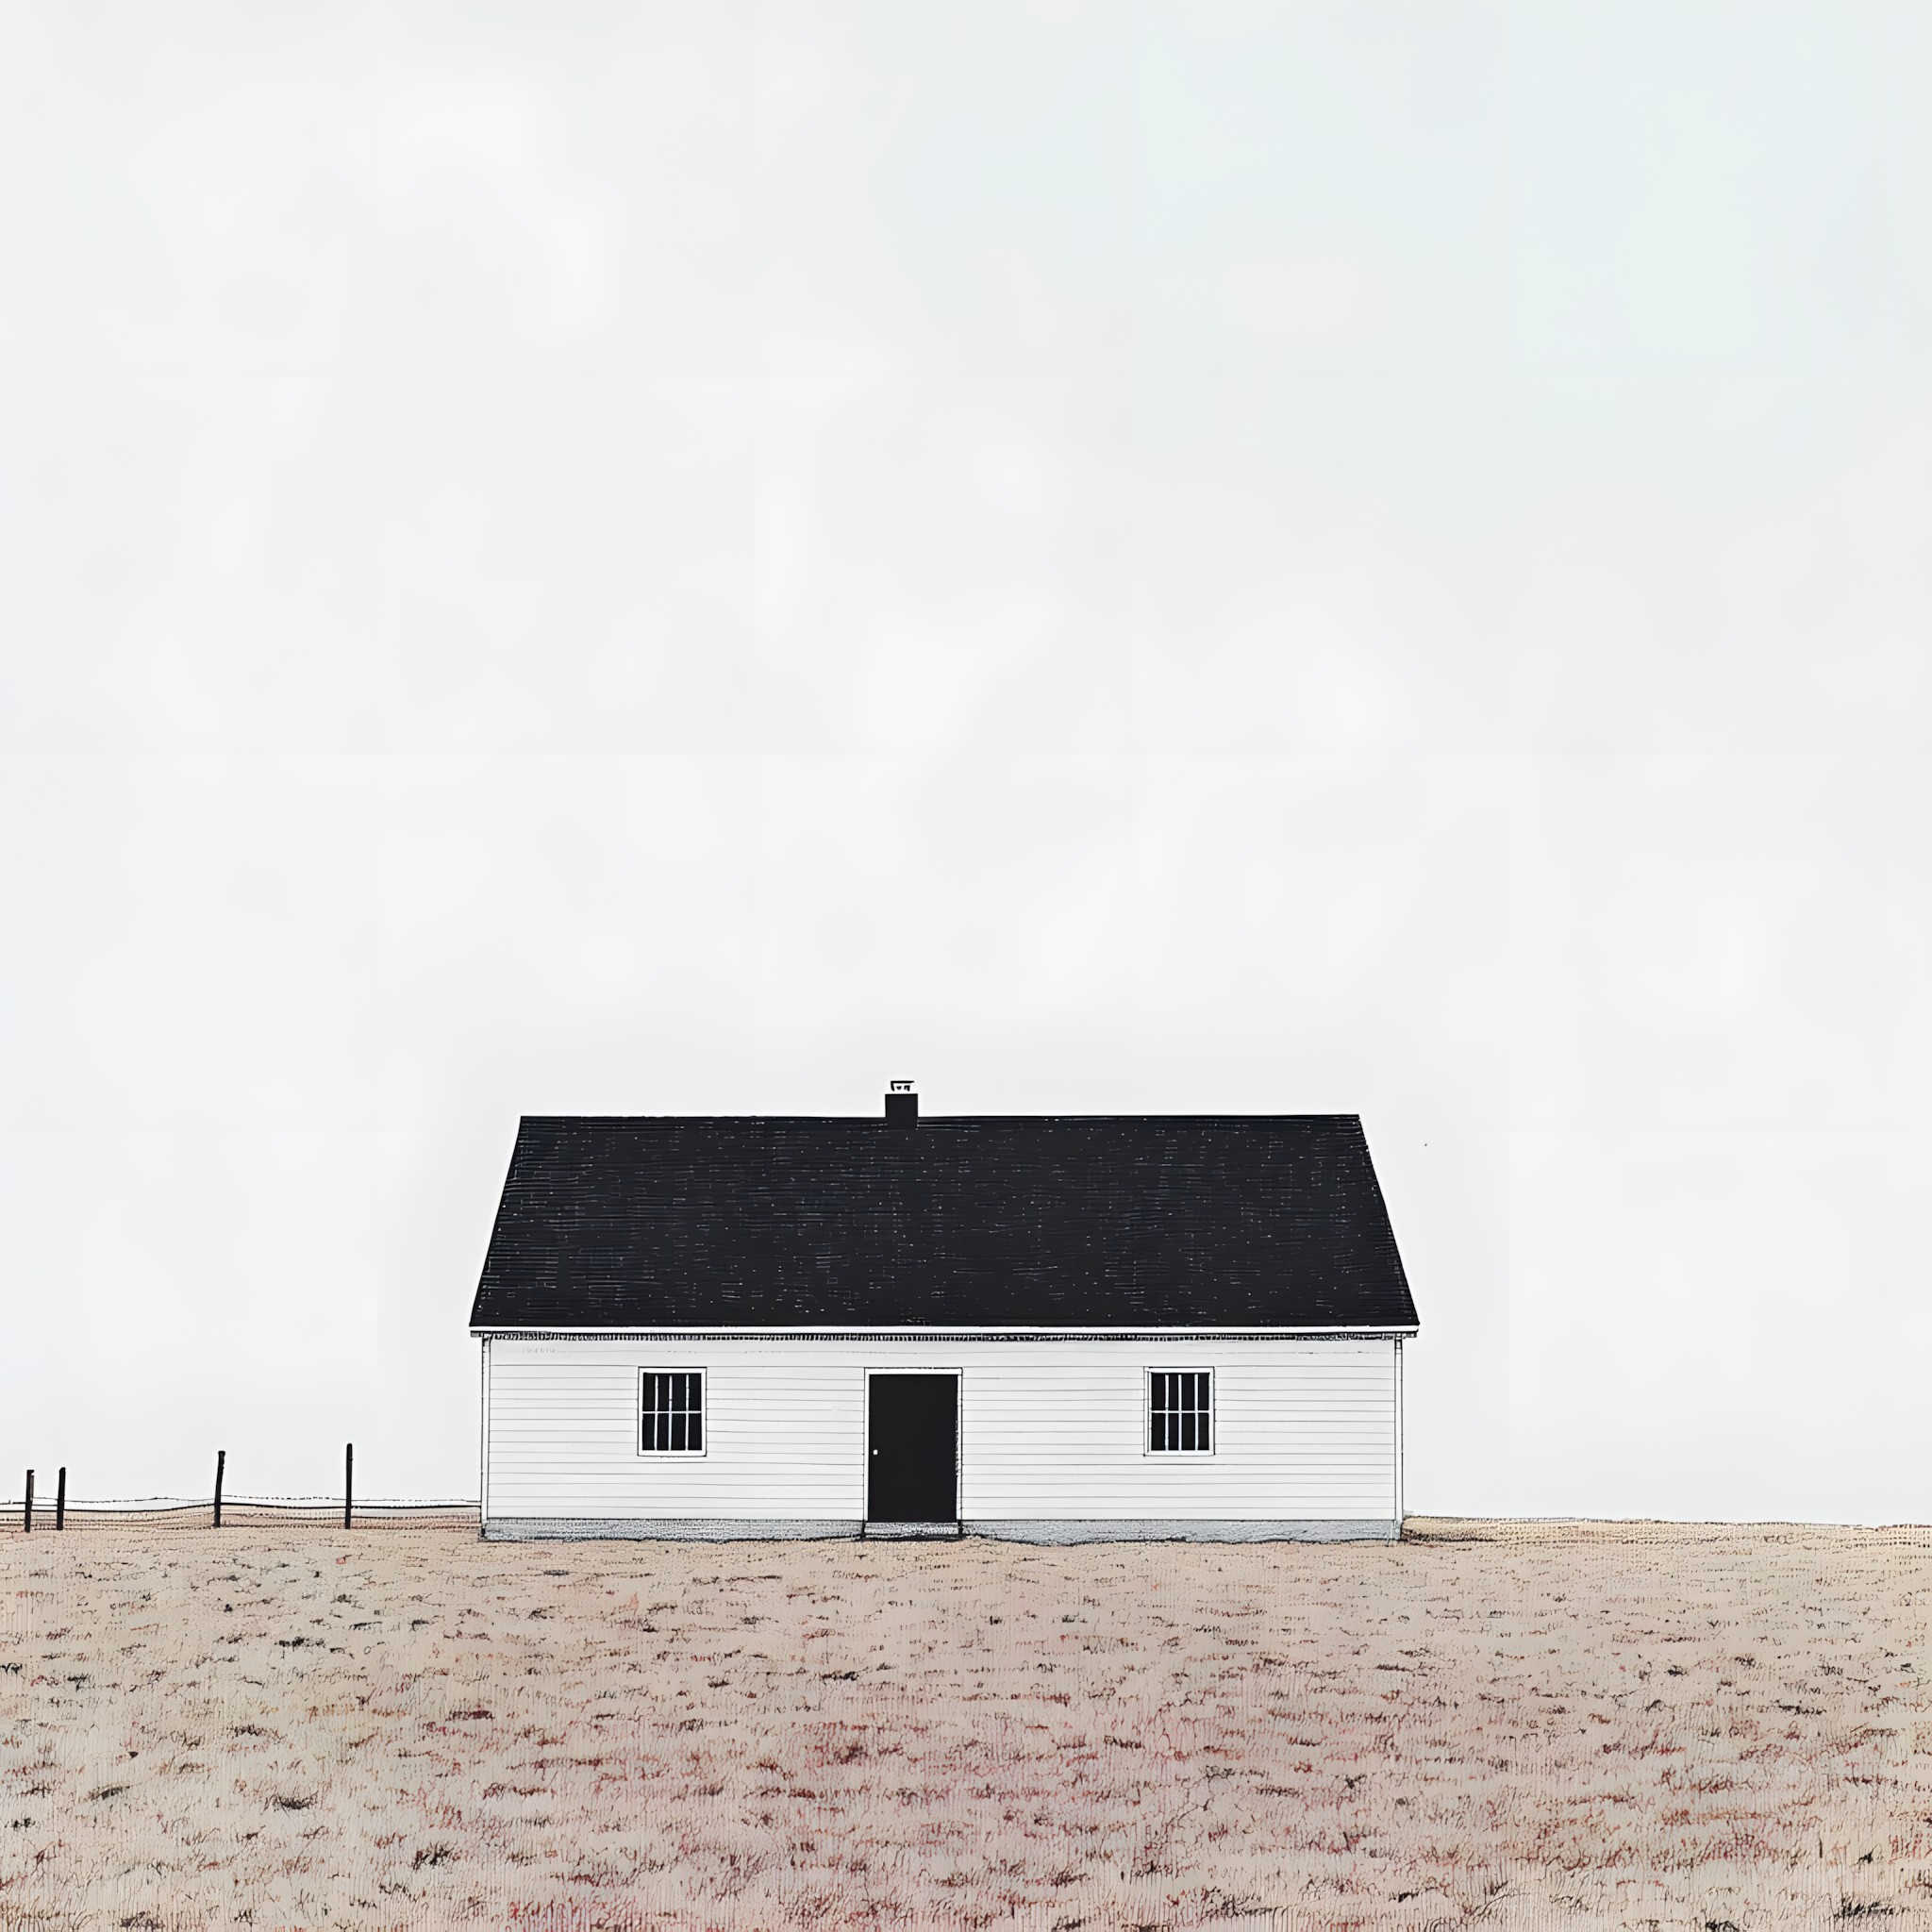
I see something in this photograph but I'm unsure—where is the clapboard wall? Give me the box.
[480,1334,1402,1540]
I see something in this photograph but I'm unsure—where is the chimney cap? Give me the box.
[889,1078,915,1091]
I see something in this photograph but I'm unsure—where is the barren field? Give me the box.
[1,1523,1927,1931]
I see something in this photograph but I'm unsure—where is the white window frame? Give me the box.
[638,1366,708,1457]
[1143,1367,1215,1457]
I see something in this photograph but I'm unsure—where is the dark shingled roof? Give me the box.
[470,1113,1418,1332]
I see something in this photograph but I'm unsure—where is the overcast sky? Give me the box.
[3,2,1929,1520]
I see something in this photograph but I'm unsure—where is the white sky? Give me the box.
[2,2,1928,1520]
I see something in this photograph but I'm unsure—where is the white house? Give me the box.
[471,1089,1419,1542]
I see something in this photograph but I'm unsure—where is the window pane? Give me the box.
[1149,1370,1210,1452]
[642,1372,704,1451]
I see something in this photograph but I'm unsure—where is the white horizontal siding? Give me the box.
[483,1336,1397,1523]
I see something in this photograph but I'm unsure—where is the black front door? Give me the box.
[867,1374,958,1523]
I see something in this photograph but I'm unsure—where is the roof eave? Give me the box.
[470,1322,1421,1338]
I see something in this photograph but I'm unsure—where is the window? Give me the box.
[640,1370,705,1454]
[1148,1370,1212,1453]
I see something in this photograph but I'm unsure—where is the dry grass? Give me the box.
[1,1522,1928,1930]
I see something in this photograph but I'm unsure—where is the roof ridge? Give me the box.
[515,1112,1367,1127]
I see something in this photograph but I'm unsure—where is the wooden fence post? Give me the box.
[213,1449,225,1528]
[344,1442,354,1530]
[55,1468,65,1531]
[22,1471,31,1535]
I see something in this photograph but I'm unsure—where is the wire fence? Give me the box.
[3,1495,480,1533]
[2,1497,479,1534]
[5,1450,478,1534]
